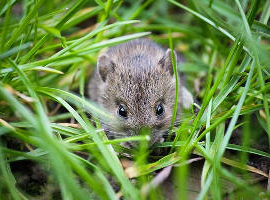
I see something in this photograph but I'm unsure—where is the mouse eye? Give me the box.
[156,104,165,117]
[118,104,128,119]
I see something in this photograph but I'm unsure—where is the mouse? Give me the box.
[88,39,193,146]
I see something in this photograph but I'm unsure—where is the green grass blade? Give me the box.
[38,90,140,199]
[169,34,179,133]
[5,0,43,50]
[216,60,255,161]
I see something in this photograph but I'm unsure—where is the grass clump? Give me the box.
[0,0,269,199]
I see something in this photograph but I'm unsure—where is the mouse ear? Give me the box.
[158,49,177,75]
[97,54,115,82]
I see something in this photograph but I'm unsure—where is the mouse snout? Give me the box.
[132,113,153,127]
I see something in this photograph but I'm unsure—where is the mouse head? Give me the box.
[96,49,192,146]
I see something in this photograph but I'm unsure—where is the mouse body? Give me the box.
[88,39,193,145]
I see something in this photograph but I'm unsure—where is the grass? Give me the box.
[0,0,269,199]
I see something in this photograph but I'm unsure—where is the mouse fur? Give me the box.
[88,39,193,145]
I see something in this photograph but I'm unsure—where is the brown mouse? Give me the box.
[88,39,193,146]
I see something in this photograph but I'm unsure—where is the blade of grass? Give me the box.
[196,144,260,196]
[61,6,102,31]
[5,59,109,199]
[72,153,118,200]
[0,147,21,200]
[5,0,43,51]
[0,0,12,53]
[0,32,151,74]
[167,0,250,54]
[169,33,179,135]
[19,0,87,64]
[154,141,270,159]
[0,84,92,199]
[51,20,140,59]
[0,0,16,16]
[38,90,140,199]
[216,59,255,161]
[201,56,251,122]
[235,0,270,143]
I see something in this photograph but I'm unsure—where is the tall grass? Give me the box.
[0,0,269,199]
